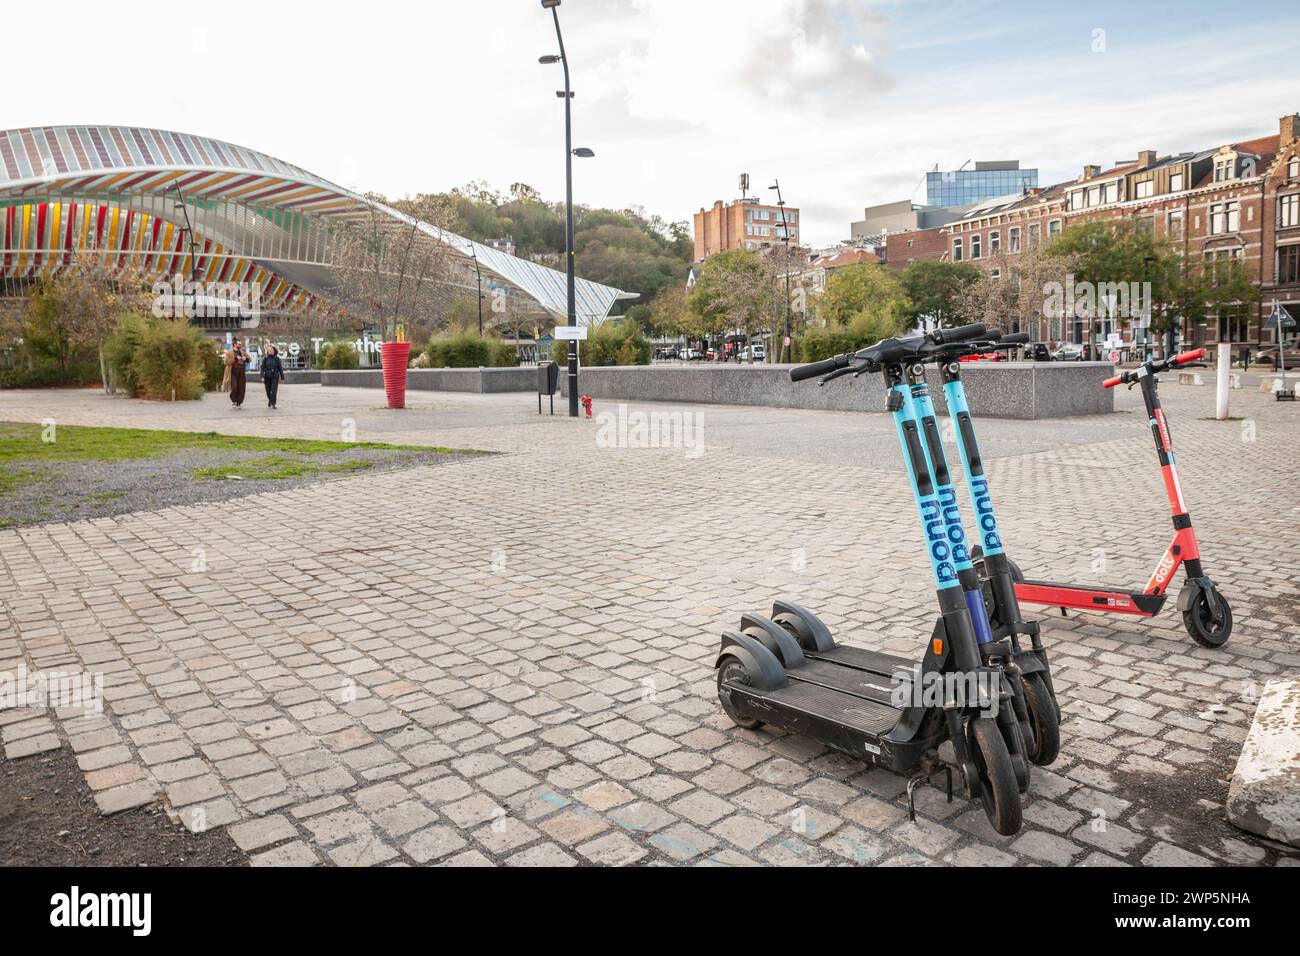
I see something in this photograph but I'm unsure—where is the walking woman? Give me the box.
[228,339,249,409]
[262,345,286,409]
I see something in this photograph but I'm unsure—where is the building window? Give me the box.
[1290,157,1300,179]
[1135,180,1154,199]
[1279,245,1300,285]
[1104,182,1119,203]
[1048,219,1062,237]
[1279,193,1300,229]
[1029,223,1041,246]
[991,269,1001,282]
[1068,191,1083,211]
[906,239,914,248]
[971,234,982,259]
[1209,200,1239,235]
[952,238,963,261]
[1168,209,1185,240]
[989,231,1000,253]
[1008,227,1021,253]
[1169,172,1184,191]
[1214,159,1235,182]
[1088,186,1101,206]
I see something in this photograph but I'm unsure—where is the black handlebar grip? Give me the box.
[790,354,846,383]
[999,332,1031,345]
[931,323,987,345]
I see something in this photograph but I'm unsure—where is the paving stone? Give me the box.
[404,825,468,864]
[94,780,159,815]
[228,814,299,852]
[251,841,321,867]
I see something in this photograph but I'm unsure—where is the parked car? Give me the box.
[1025,343,1053,362]
[1052,343,1085,361]
[683,348,703,361]
[738,344,767,362]
[1253,345,1300,370]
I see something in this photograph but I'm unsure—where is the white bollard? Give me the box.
[1216,342,1231,419]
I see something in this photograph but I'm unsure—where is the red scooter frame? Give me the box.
[1005,349,1233,647]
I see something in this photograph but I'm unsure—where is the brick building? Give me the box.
[693,197,800,261]
[882,112,1300,353]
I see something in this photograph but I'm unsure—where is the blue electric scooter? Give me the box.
[714,324,1030,834]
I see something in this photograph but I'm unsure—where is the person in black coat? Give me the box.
[261,345,286,409]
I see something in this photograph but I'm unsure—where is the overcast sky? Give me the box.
[5,0,1299,247]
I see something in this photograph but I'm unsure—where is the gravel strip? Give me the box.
[0,446,479,529]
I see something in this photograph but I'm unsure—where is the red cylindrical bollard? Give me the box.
[380,342,411,409]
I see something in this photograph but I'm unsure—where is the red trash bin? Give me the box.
[380,341,411,409]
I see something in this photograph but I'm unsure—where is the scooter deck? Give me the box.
[719,642,937,767]
[1015,580,1164,617]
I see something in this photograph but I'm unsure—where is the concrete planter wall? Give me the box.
[319,366,537,393]
[558,362,1115,420]
[314,362,1114,419]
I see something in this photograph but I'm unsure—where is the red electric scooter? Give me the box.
[979,348,1233,647]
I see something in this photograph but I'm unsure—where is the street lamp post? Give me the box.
[769,180,791,364]
[468,243,484,336]
[540,0,593,417]
[171,184,200,321]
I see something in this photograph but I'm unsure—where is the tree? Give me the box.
[900,260,980,330]
[325,193,456,342]
[814,261,911,337]
[687,249,782,359]
[955,242,1077,340]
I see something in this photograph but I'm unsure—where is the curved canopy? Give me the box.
[0,125,634,325]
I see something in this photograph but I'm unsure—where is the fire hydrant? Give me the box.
[580,394,593,419]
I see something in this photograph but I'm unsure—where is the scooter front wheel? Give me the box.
[968,717,1023,836]
[1021,673,1060,766]
[717,658,765,730]
[1183,591,1233,648]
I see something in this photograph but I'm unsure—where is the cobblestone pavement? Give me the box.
[1,381,1298,867]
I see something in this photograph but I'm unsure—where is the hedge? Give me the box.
[551,319,650,367]
[426,330,518,368]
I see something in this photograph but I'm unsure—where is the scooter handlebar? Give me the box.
[1103,374,1125,389]
[930,323,988,345]
[1172,348,1206,366]
[790,354,847,383]
[996,332,1031,346]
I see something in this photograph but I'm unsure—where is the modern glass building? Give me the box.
[926,160,1038,208]
[0,125,635,353]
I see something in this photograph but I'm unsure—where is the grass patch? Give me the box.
[0,422,462,466]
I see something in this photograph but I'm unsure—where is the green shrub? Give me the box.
[320,341,360,370]
[792,315,914,364]
[426,330,518,368]
[105,313,208,400]
[0,357,100,390]
[200,342,225,391]
[550,319,650,367]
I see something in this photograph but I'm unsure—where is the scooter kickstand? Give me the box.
[906,773,927,822]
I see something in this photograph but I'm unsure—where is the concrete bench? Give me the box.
[1178,371,1205,386]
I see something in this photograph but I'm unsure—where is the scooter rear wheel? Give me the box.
[1183,591,1233,648]
[968,718,1023,836]
[1021,673,1060,766]
[717,658,765,730]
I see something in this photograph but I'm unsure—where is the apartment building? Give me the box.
[884,112,1300,350]
[693,197,800,261]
